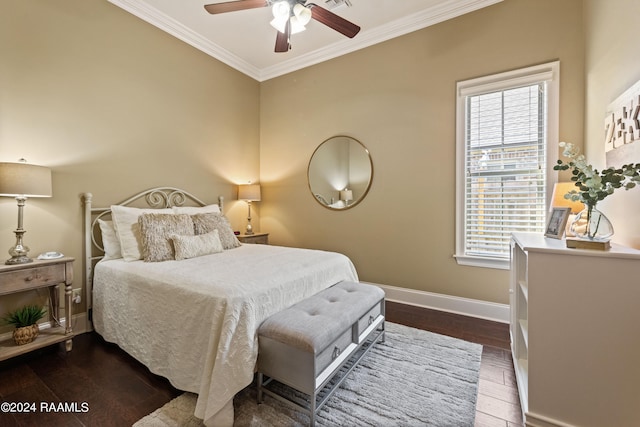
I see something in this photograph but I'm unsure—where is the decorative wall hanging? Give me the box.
[605,79,640,167]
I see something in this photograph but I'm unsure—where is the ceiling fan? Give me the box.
[204,0,361,53]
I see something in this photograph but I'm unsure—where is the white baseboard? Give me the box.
[68,312,90,335]
[526,411,577,427]
[0,313,89,343]
[367,283,510,324]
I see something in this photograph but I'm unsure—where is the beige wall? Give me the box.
[0,0,592,326]
[583,0,640,249]
[260,0,585,304]
[0,0,260,327]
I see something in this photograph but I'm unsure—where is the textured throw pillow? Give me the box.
[191,213,241,250]
[111,205,173,262]
[172,204,221,215]
[171,230,224,260]
[97,219,122,260]
[138,213,194,262]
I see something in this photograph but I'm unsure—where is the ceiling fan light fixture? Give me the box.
[270,15,288,33]
[271,1,310,35]
[293,4,312,26]
[203,0,360,52]
[289,15,308,34]
[271,1,290,19]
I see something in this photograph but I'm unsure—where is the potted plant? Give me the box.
[2,304,46,345]
[554,141,640,240]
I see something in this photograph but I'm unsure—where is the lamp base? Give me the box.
[245,202,254,235]
[7,230,32,265]
[6,255,33,265]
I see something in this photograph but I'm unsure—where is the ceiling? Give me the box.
[108,0,502,81]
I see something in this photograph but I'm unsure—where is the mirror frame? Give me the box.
[307,135,373,210]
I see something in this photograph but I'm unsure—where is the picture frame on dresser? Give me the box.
[544,207,570,239]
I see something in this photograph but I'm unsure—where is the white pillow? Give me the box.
[172,204,221,215]
[171,230,224,260]
[97,219,122,260]
[110,205,173,262]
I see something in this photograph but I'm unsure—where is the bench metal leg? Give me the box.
[258,323,384,427]
[310,393,316,427]
[257,372,264,403]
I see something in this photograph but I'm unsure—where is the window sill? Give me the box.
[454,254,510,270]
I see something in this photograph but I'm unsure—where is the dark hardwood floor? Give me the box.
[0,302,522,426]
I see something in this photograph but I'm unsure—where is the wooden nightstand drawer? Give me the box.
[0,264,66,295]
[238,233,269,245]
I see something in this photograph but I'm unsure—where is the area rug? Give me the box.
[134,322,482,427]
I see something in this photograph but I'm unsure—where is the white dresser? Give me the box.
[510,232,640,427]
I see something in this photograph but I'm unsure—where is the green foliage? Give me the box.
[2,304,47,328]
[553,142,640,206]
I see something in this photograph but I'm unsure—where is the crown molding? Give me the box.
[260,0,503,80]
[108,0,502,82]
[108,0,263,80]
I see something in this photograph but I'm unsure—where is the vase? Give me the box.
[13,324,39,345]
[569,204,614,241]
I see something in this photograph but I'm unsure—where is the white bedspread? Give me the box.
[92,244,358,426]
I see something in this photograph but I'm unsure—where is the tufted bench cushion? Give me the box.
[258,281,384,355]
[257,281,385,426]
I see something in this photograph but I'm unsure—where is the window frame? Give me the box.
[454,61,560,270]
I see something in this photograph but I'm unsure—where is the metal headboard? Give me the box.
[81,187,224,329]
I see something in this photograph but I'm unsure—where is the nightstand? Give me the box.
[0,257,74,361]
[237,233,269,244]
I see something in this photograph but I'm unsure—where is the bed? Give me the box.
[82,188,358,426]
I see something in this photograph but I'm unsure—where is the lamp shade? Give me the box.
[0,162,52,197]
[340,189,353,202]
[238,184,261,202]
[551,182,584,213]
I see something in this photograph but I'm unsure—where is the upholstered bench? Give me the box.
[256,281,385,426]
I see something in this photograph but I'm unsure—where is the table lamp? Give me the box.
[0,160,52,264]
[238,184,261,235]
[340,188,353,206]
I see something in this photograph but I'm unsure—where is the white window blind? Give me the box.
[465,85,546,258]
[455,62,559,269]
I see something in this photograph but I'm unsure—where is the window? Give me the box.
[455,62,559,269]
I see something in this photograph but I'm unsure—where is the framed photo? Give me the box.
[545,207,571,239]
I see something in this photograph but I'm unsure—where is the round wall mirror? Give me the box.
[307,135,373,210]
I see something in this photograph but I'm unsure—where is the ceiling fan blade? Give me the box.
[274,19,291,53]
[308,3,360,38]
[204,0,268,15]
